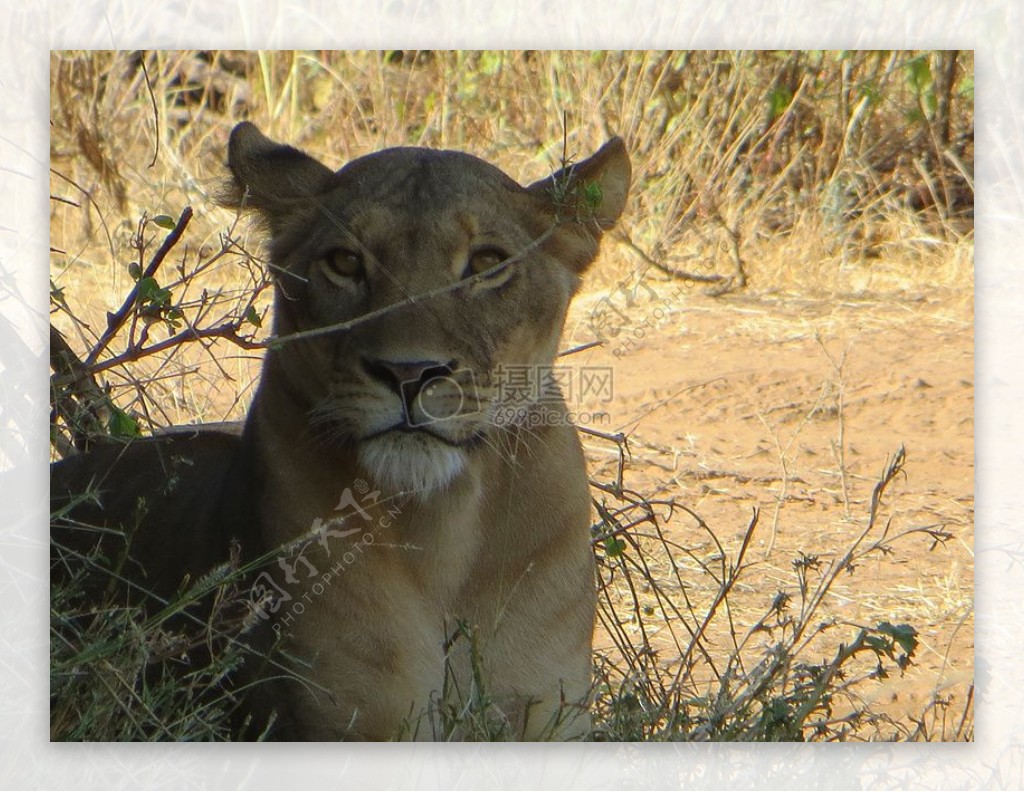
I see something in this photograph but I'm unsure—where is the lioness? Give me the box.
[51,122,630,740]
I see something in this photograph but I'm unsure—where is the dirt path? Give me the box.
[566,284,974,736]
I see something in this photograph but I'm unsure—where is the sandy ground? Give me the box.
[564,278,974,736]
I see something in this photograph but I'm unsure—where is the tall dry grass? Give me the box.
[50,50,973,429]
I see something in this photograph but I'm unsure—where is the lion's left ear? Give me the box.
[222,122,335,218]
[526,137,631,230]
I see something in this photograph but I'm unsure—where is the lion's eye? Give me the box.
[464,247,509,280]
[321,249,364,286]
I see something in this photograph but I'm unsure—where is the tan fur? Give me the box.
[53,123,630,740]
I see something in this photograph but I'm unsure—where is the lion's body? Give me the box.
[51,426,245,604]
[51,123,630,740]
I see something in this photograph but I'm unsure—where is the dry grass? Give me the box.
[49,50,974,427]
[49,49,973,741]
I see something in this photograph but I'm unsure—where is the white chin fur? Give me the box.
[357,433,466,496]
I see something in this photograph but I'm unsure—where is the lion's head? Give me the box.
[225,122,630,495]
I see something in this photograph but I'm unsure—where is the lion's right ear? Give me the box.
[222,122,335,214]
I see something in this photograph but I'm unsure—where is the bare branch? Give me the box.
[85,206,194,367]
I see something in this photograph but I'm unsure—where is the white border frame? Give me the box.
[3,2,1014,788]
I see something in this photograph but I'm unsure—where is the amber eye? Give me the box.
[464,247,509,280]
[321,249,364,286]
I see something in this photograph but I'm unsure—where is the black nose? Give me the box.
[363,358,458,401]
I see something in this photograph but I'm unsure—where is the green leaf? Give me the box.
[108,407,141,438]
[904,107,925,124]
[136,276,159,301]
[877,622,918,657]
[768,86,793,118]
[164,307,185,329]
[604,536,626,557]
[858,83,880,106]
[478,51,503,76]
[136,276,171,307]
[50,280,67,308]
[583,182,604,212]
[127,261,142,281]
[152,214,176,230]
[905,55,932,94]
[243,305,262,328]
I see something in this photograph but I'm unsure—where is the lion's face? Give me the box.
[226,123,629,494]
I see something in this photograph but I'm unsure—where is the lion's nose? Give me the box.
[362,358,458,402]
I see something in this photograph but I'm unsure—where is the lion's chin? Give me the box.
[356,431,466,496]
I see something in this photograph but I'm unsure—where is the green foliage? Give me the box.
[603,535,626,557]
[767,86,793,119]
[477,51,503,76]
[905,54,934,95]
[243,305,263,328]
[50,279,68,310]
[904,53,940,120]
[106,405,140,438]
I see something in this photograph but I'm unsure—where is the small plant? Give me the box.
[587,440,964,742]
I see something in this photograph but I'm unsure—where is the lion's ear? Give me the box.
[526,137,631,274]
[222,122,335,213]
[526,137,631,230]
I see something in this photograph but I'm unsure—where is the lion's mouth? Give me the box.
[363,421,487,449]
